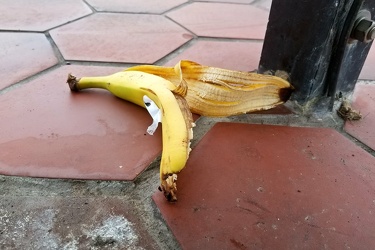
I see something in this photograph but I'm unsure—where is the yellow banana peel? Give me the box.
[66,60,293,202]
[125,60,293,116]
[67,71,194,201]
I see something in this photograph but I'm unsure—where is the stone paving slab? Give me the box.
[0,196,157,249]
[154,122,375,249]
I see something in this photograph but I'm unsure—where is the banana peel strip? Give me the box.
[125,60,293,117]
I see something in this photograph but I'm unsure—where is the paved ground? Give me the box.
[1,0,375,249]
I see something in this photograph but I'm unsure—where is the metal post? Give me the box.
[259,0,375,112]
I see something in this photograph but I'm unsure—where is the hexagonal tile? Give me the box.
[0,65,164,181]
[344,83,375,150]
[86,0,188,14]
[0,0,92,32]
[359,45,375,80]
[164,40,263,71]
[0,32,58,90]
[154,123,375,249]
[50,13,193,63]
[167,2,269,39]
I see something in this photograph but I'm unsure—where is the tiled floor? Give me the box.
[0,0,92,31]
[153,123,375,249]
[50,13,192,63]
[0,32,58,89]
[0,65,163,180]
[0,0,374,249]
[166,2,269,39]
[164,40,264,71]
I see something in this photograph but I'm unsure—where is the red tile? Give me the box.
[0,196,157,249]
[0,65,164,181]
[164,40,263,71]
[359,45,375,80]
[50,13,192,64]
[167,2,269,39]
[86,0,188,14]
[0,0,92,31]
[0,32,58,90]
[344,84,375,150]
[154,123,375,249]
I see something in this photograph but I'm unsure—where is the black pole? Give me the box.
[330,2,375,97]
[259,0,374,111]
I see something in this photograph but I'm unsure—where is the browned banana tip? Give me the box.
[66,73,80,92]
[159,174,178,202]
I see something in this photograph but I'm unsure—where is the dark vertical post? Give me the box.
[330,3,375,97]
[259,0,374,111]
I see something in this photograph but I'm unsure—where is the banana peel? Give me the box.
[67,60,293,202]
[125,60,293,117]
[67,71,194,202]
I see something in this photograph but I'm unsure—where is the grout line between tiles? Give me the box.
[0,9,95,36]
[81,0,98,13]
[164,14,198,37]
[62,60,140,69]
[0,64,62,95]
[339,130,375,157]
[45,12,96,33]
[83,10,164,15]
[153,38,197,65]
[197,36,264,42]
[0,29,45,34]
[44,32,66,64]
[161,1,193,15]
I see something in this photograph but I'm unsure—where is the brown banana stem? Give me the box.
[67,74,80,92]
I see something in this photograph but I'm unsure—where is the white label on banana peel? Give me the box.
[143,95,161,135]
